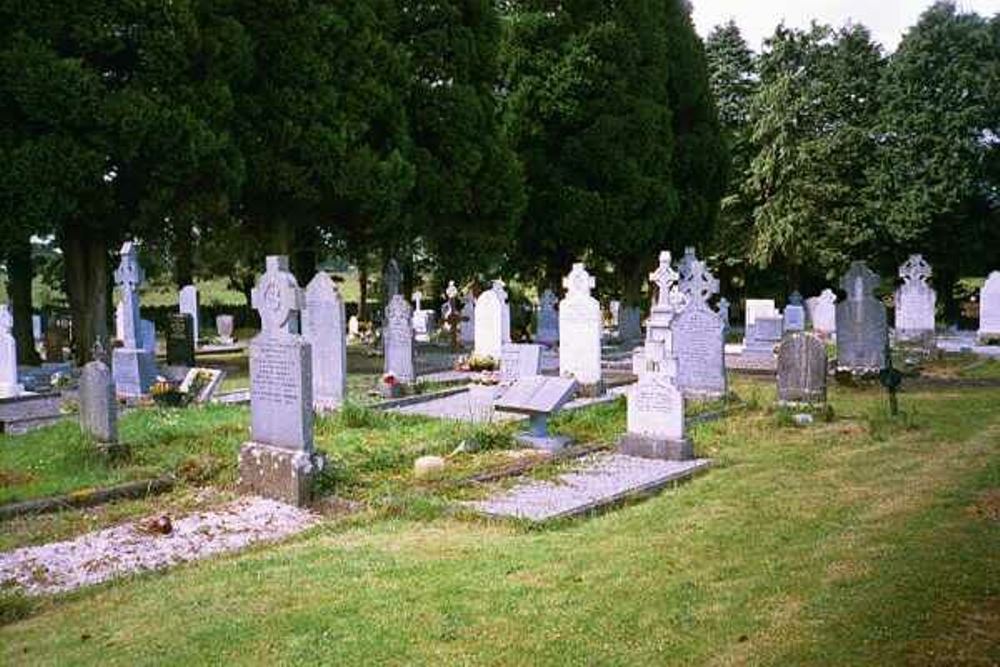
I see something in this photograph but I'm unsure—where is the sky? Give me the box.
[690,0,1000,52]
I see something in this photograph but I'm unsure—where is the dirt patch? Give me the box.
[906,597,1000,666]
[0,469,35,487]
[967,489,1000,522]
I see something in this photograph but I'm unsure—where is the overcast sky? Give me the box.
[690,0,1000,52]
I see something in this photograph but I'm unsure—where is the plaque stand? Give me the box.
[617,433,693,461]
[515,413,571,452]
[238,443,325,507]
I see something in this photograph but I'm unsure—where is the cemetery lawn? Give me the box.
[3,375,1000,664]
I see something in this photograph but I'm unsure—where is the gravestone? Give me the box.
[460,291,476,346]
[304,271,347,411]
[609,300,621,328]
[679,254,720,307]
[216,315,235,345]
[642,251,683,377]
[807,289,837,337]
[0,306,23,398]
[179,367,225,403]
[140,319,156,355]
[895,254,936,344]
[784,292,806,331]
[494,375,577,451]
[743,299,783,356]
[500,343,543,384]
[115,301,125,342]
[32,315,42,342]
[620,371,691,460]
[558,263,603,393]
[239,255,323,506]
[166,313,195,367]
[179,284,199,347]
[673,299,726,398]
[836,261,887,369]
[384,294,415,384]
[112,242,156,398]
[717,298,731,333]
[80,349,118,448]
[45,314,71,363]
[348,315,360,341]
[676,247,698,287]
[411,290,432,343]
[777,332,827,404]
[618,305,642,341]
[474,280,510,360]
[980,271,1000,343]
[536,289,559,346]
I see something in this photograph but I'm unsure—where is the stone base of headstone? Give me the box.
[896,329,936,348]
[238,442,325,507]
[574,381,605,398]
[0,382,24,399]
[515,433,571,452]
[617,433,693,461]
[112,348,156,398]
[218,337,235,346]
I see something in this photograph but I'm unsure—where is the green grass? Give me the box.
[2,376,999,664]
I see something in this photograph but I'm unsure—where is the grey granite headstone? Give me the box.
[304,271,347,411]
[80,357,117,445]
[166,313,195,367]
[216,314,235,345]
[744,315,783,355]
[777,332,827,404]
[783,292,806,331]
[559,264,602,392]
[895,254,935,344]
[179,284,199,347]
[618,305,642,341]
[494,375,577,450]
[384,294,414,383]
[0,306,23,398]
[239,255,323,507]
[673,301,726,398]
[836,261,887,369]
[980,271,1000,342]
[536,289,559,346]
[112,242,156,398]
[500,343,543,384]
[45,314,70,363]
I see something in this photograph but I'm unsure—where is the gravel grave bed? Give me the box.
[0,497,317,596]
[465,453,710,522]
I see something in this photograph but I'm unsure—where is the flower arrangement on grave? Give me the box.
[151,377,185,407]
[182,370,213,402]
[380,371,403,398]
[49,371,70,389]
[462,354,498,372]
[472,370,500,386]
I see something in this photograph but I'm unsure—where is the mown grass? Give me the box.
[2,375,998,665]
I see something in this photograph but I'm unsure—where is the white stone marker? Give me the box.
[980,271,1000,343]
[179,284,199,347]
[0,306,23,398]
[895,254,936,343]
[304,271,346,411]
[536,288,559,346]
[807,289,837,338]
[32,315,42,342]
[111,242,156,398]
[559,263,603,393]
[239,255,323,507]
[500,343,543,384]
[216,314,235,345]
[474,280,510,360]
[384,295,414,384]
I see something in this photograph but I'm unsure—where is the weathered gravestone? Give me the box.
[460,290,476,346]
[494,375,578,451]
[179,284,199,347]
[836,261,887,370]
[474,280,510,361]
[304,271,347,411]
[140,319,156,356]
[216,315,235,345]
[384,294,415,384]
[347,315,360,341]
[618,305,642,342]
[80,345,119,453]
[679,253,719,306]
[0,306,23,398]
[166,313,195,367]
[32,315,42,343]
[673,294,726,398]
[717,297,730,333]
[536,289,559,346]
[500,343,543,384]
[980,271,1000,343]
[112,242,156,398]
[634,251,683,379]
[238,255,324,506]
[45,314,71,363]
[806,289,837,338]
[777,332,828,404]
[895,254,936,344]
[559,263,603,393]
[784,292,806,332]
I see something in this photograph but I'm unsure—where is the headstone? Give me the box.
[559,263,603,393]
[717,298,730,333]
[980,271,1000,342]
[111,242,156,398]
[494,375,578,451]
[166,314,195,367]
[384,294,414,384]
[895,254,936,344]
[783,292,806,332]
[304,271,347,411]
[743,299,783,355]
[474,280,510,360]
[679,254,720,307]
[836,261,887,369]
[140,319,156,355]
[179,367,225,404]
[115,301,125,343]
[239,255,323,507]
[673,299,726,398]
[179,284,199,347]
[618,305,642,341]
[676,247,698,286]
[536,289,559,346]
[619,370,691,460]
[45,314,71,363]
[643,251,683,377]
[0,306,23,398]
[807,289,837,337]
[79,352,117,447]
[460,291,476,346]
[32,315,42,342]
[500,343,543,384]
[411,290,432,342]
[216,314,235,345]
[348,315,360,341]
[777,332,828,404]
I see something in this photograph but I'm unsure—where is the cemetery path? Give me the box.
[0,497,317,596]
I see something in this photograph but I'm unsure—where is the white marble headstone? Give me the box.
[807,289,837,337]
[474,280,510,360]
[558,263,602,388]
[179,284,199,347]
[980,271,1000,341]
[0,305,23,398]
[304,271,347,411]
[895,254,936,342]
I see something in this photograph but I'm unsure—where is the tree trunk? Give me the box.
[6,235,42,365]
[291,225,318,288]
[358,263,369,322]
[621,255,647,307]
[62,225,109,363]
[172,220,194,288]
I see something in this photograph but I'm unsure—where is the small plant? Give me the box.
[0,589,34,626]
[339,402,383,429]
[465,354,498,372]
[151,378,185,407]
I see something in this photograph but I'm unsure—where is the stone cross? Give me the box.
[445,281,458,301]
[680,259,720,304]
[842,261,879,304]
[650,251,679,309]
[114,241,144,349]
[412,290,423,312]
[899,254,932,285]
[251,256,304,337]
[677,247,697,281]
[563,264,595,297]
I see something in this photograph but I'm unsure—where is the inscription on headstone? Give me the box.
[500,343,543,384]
[777,332,827,404]
[166,313,195,367]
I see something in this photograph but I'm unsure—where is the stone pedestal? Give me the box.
[618,433,693,461]
[112,347,156,398]
[238,442,325,507]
